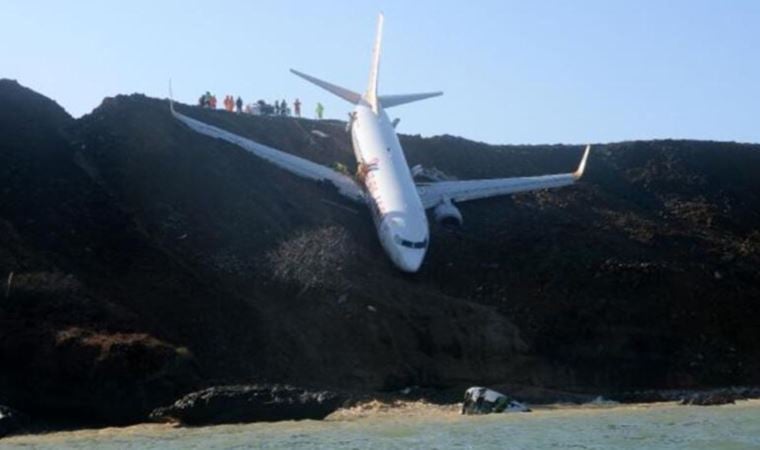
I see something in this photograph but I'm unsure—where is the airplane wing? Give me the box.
[170,104,365,203]
[416,146,590,208]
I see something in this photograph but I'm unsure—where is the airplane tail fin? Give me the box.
[366,13,384,113]
[291,14,441,112]
[290,69,362,105]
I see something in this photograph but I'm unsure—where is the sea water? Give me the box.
[3,400,760,449]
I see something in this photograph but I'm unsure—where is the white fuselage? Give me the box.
[350,101,428,272]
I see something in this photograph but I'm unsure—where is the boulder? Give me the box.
[150,384,344,425]
[462,387,530,415]
[680,390,739,406]
[0,405,29,438]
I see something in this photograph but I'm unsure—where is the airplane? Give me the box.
[169,13,590,273]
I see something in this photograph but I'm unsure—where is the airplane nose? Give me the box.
[396,248,425,273]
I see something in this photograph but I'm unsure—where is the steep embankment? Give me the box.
[408,136,760,389]
[165,99,760,389]
[73,95,535,393]
[0,81,255,424]
[1,80,759,426]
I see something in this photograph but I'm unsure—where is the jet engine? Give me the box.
[433,198,463,228]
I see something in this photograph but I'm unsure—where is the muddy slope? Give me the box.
[1,80,759,424]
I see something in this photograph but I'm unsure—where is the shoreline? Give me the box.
[5,398,760,445]
[4,386,760,441]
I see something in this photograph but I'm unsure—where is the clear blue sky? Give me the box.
[3,1,759,145]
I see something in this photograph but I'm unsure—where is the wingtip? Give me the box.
[168,78,175,114]
[573,144,591,180]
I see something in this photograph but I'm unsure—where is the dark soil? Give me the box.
[1,79,759,428]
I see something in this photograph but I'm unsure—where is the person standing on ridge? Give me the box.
[294,98,301,117]
[209,94,217,109]
[280,99,288,116]
[236,96,243,113]
[201,91,211,108]
[257,99,268,115]
[274,100,281,116]
[315,102,324,120]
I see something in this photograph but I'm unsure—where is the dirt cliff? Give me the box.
[1,80,759,425]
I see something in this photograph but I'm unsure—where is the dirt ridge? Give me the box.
[1,80,759,426]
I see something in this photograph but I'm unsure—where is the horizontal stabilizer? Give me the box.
[290,69,362,105]
[379,92,443,108]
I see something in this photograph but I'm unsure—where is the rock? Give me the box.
[461,387,530,415]
[680,390,739,406]
[1,322,201,425]
[0,405,29,438]
[615,386,760,404]
[150,384,344,425]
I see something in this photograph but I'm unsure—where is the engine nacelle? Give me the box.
[433,199,463,228]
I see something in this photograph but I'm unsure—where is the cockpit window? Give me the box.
[393,235,428,249]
